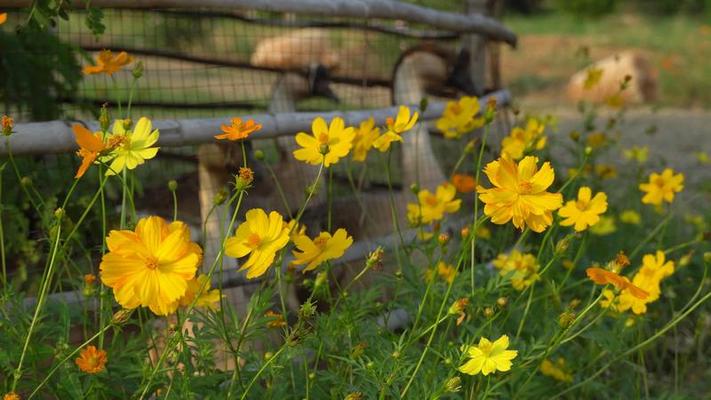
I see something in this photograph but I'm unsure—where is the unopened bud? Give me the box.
[20,176,31,187]
[679,252,693,267]
[132,61,144,79]
[483,307,494,318]
[1,115,14,136]
[391,350,400,359]
[460,226,470,238]
[569,131,581,142]
[438,233,450,246]
[167,180,178,192]
[111,308,133,325]
[54,207,65,220]
[99,104,110,132]
[345,392,363,400]
[484,97,497,123]
[314,271,327,288]
[444,376,462,393]
[584,146,592,155]
[409,183,420,195]
[264,351,274,361]
[559,311,576,328]
[703,252,711,263]
[496,297,508,307]
[464,140,477,154]
[253,149,265,161]
[213,189,227,205]
[122,118,132,131]
[555,237,570,254]
[366,246,384,270]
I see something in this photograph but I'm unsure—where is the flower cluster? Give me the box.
[407,182,461,225]
[435,96,485,139]
[500,117,547,160]
[493,250,540,290]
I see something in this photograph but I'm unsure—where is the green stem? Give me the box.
[240,345,286,400]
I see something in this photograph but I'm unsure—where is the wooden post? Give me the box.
[464,0,490,92]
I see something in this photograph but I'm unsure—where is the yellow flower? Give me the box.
[619,210,641,225]
[589,216,616,236]
[3,393,20,400]
[178,274,222,311]
[448,297,469,326]
[639,168,684,206]
[435,96,484,139]
[100,216,201,315]
[586,132,608,149]
[291,228,353,272]
[104,117,159,176]
[373,106,418,152]
[451,173,476,193]
[293,116,355,167]
[225,209,290,279]
[477,156,563,232]
[432,261,457,284]
[493,250,539,290]
[558,186,608,232]
[500,118,546,160]
[623,146,649,163]
[83,50,133,76]
[540,357,573,382]
[618,252,675,315]
[407,183,461,225]
[459,335,518,376]
[215,117,261,141]
[583,67,604,89]
[351,117,380,162]
[0,13,7,26]
[75,345,108,374]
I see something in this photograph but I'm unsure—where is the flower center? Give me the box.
[314,236,328,249]
[518,181,534,194]
[425,194,439,207]
[478,341,493,356]
[247,233,262,248]
[146,256,159,270]
[654,177,666,188]
[450,103,463,115]
[576,199,589,210]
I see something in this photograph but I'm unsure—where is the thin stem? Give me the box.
[240,345,286,400]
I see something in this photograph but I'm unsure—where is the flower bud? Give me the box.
[558,311,576,328]
[704,252,711,263]
[409,183,420,195]
[314,271,327,289]
[213,188,227,206]
[484,97,497,123]
[264,351,273,361]
[253,149,265,161]
[679,252,693,267]
[111,309,133,325]
[366,246,384,271]
[483,307,494,318]
[122,118,132,131]
[236,167,254,191]
[496,296,508,307]
[1,115,14,136]
[460,226,470,238]
[555,237,570,254]
[54,207,65,220]
[20,176,31,187]
[167,180,178,192]
[132,61,144,79]
[464,140,477,154]
[345,392,363,400]
[569,131,580,142]
[437,233,449,246]
[584,146,592,155]
[444,376,462,393]
[99,104,110,132]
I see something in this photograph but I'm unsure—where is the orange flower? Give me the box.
[84,273,97,285]
[73,124,107,179]
[0,13,7,26]
[215,117,262,141]
[451,173,476,193]
[75,345,108,374]
[83,50,133,76]
[586,267,648,299]
[3,393,20,400]
[1,115,13,136]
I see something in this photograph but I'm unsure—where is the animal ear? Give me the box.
[446,49,482,96]
[307,63,340,103]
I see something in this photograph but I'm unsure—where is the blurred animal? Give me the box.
[567,51,657,105]
[251,28,340,72]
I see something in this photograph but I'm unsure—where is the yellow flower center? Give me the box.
[318,132,329,144]
[654,177,666,188]
[247,233,262,248]
[314,236,328,249]
[478,341,493,356]
[576,199,589,210]
[425,194,439,207]
[146,256,159,270]
[518,181,534,194]
[450,103,463,115]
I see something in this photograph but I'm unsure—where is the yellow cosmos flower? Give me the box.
[500,118,546,160]
[493,250,539,290]
[225,209,290,279]
[639,168,684,206]
[540,357,573,382]
[351,117,380,162]
[3,393,20,400]
[0,13,7,26]
[104,117,159,176]
[291,228,353,272]
[75,345,108,374]
[451,173,476,193]
[407,183,461,225]
[589,216,616,236]
[293,116,355,167]
[426,261,457,284]
[177,274,222,311]
[615,252,674,315]
[619,210,641,225]
[83,50,133,76]
[373,106,418,152]
[623,146,649,163]
[459,335,518,376]
[435,96,484,139]
[477,156,562,232]
[100,216,201,316]
[558,186,608,232]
